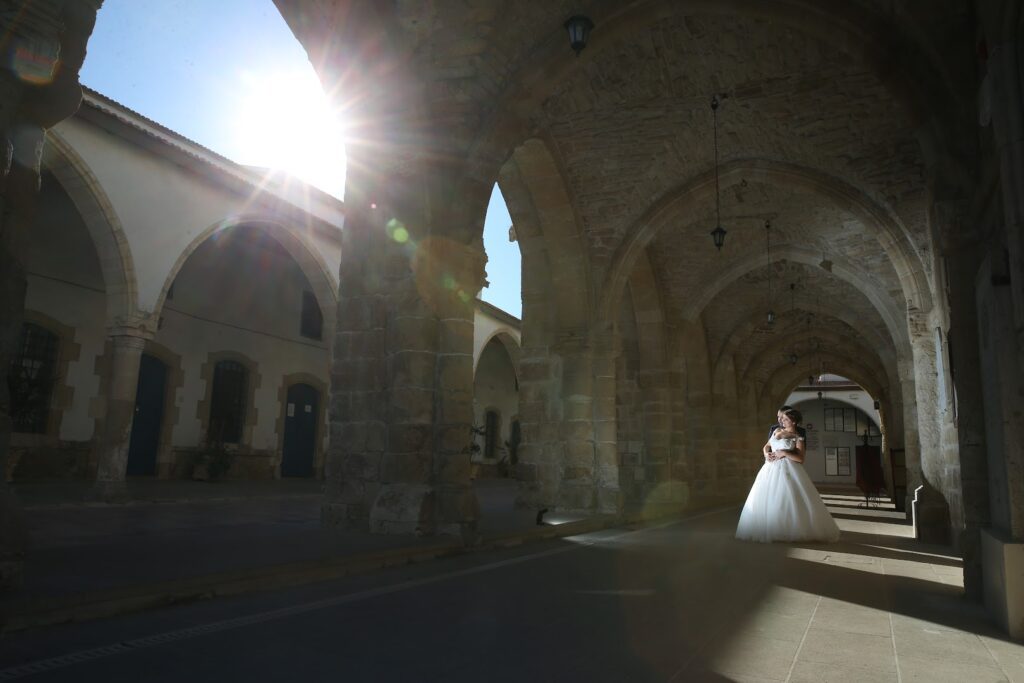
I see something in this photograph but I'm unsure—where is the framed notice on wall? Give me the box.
[825,447,838,476]
[825,446,851,476]
[805,428,820,452]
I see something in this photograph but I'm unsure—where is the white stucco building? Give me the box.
[7,88,521,484]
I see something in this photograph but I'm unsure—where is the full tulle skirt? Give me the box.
[735,458,841,543]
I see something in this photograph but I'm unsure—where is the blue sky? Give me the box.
[81,0,521,318]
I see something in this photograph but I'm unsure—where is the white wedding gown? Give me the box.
[735,435,841,543]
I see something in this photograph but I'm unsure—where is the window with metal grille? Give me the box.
[300,291,323,340]
[8,323,59,434]
[484,409,500,459]
[209,360,248,444]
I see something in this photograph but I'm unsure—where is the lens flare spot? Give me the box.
[11,46,58,85]
[457,290,472,303]
[386,218,410,243]
[442,274,457,290]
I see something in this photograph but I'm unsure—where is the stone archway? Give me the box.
[152,216,338,331]
[598,160,933,333]
[43,131,137,328]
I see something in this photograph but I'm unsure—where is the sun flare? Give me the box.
[231,68,346,200]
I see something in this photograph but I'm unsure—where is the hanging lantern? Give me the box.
[710,95,726,251]
[564,16,594,56]
[710,225,727,250]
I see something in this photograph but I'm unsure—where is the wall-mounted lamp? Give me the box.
[564,16,594,56]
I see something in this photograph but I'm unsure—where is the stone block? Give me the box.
[437,424,470,453]
[563,398,592,421]
[385,451,432,482]
[563,466,592,482]
[564,439,594,466]
[558,485,595,511]
[388,423,433,453]
[438,318,474,353]
[390,350,435,387]
[518,360,551,382]
[595,442,619,467]
[438,390,473,422]
[436,452,472,484]
[515,462,538,482]
[388,386,433,423]
[561,420,593,442]
[342,452,381,481]
[597,487,621,514]
[438,353,473,391]
[387,315,439,353]
[370,483,433,529]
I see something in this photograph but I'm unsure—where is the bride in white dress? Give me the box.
[735,408,840,543]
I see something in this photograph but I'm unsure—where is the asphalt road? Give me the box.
[0,507,760,682]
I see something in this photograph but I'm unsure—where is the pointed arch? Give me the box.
[43,130,137,326]
[599,159,933,331]
[153,216,339,336]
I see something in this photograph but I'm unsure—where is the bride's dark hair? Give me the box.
[782,408,802,425]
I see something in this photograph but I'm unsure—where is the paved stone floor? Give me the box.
[1,492,1021,681]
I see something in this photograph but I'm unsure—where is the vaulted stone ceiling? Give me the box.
[276,0,972,396]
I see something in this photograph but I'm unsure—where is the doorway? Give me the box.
[126,353,167,476]
[281,383,318,477]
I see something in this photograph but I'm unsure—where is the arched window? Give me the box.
[208,360,248,444]
[8,322,59,434]
[484,409,500,460]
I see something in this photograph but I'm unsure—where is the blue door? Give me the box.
[127,354,166,476]
[281,383,318,477]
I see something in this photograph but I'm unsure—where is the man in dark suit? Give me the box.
[768,405,807,439]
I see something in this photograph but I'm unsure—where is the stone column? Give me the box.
[93,331,148,500]
[322,201,388,531]
[987,39,1024,366]
[0,0,104,597]
[907,313,954,545]
[322,194,484,539]
[935,201,991,598]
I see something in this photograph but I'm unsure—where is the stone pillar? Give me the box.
[936,201,991,598]
[976,249,1024,639]
[907,312,954,545]
[322,201,388,531]
[322,196,483,538]
[93,331,148,500]
[0,0,104,597]
[412,235,482,537]
[985,39,1024,375]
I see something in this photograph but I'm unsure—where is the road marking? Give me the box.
[0,506,736,680]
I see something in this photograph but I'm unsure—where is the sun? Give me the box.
[230,68,347,200]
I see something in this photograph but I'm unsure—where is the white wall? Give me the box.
[159,225,329,453]
[788,392,883,486]
[52,115,340,315]
[472,337,519,464]
[24,173,107,442]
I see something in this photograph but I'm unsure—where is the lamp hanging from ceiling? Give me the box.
[564,16,594,56]
[709,95,727,251]
[766,219,775,325]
